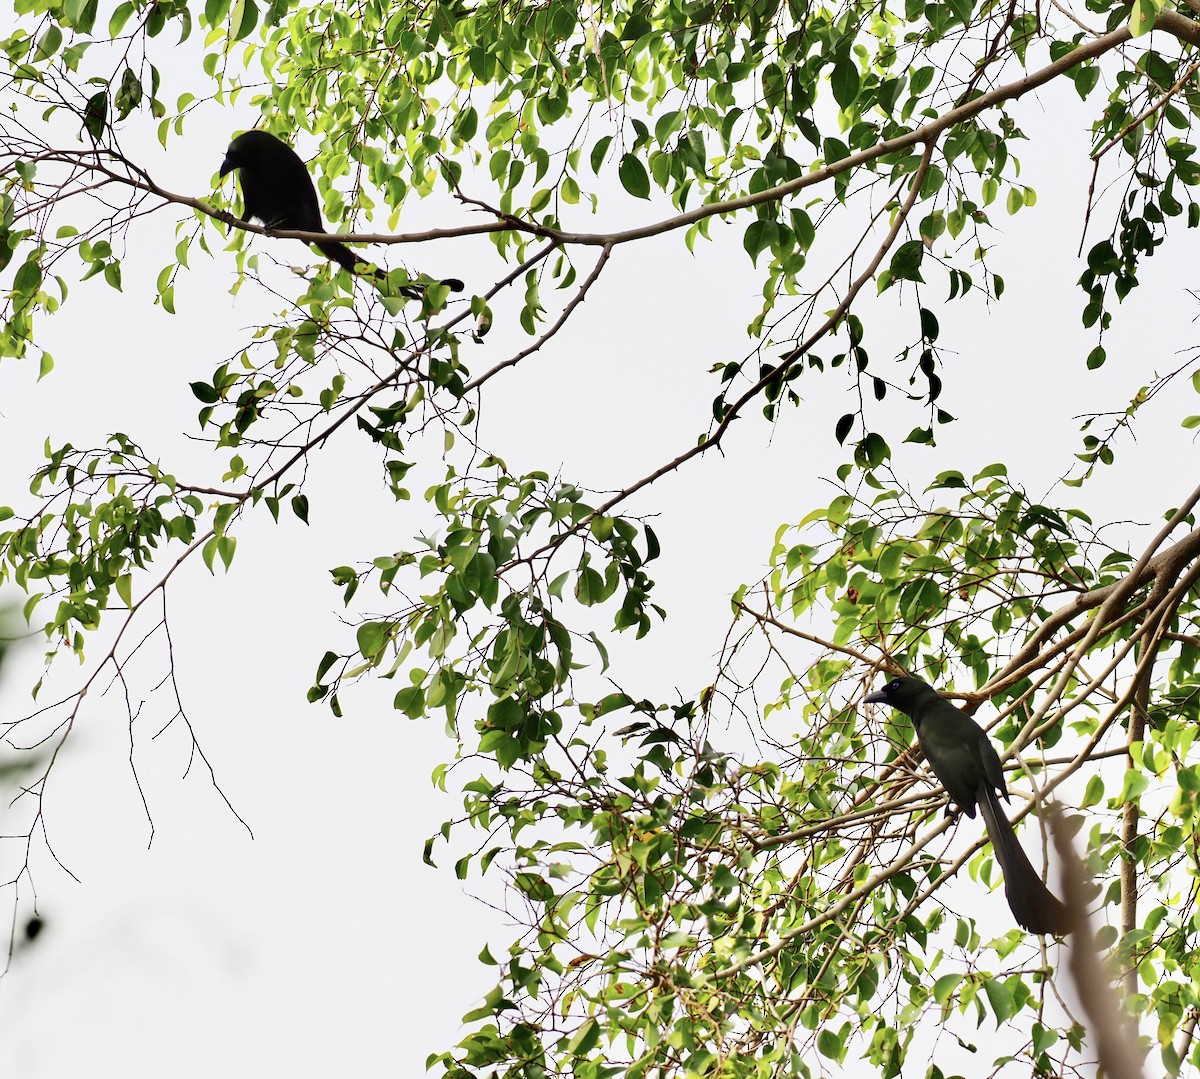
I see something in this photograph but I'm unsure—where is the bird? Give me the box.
[218,130,463,298]
[864,674,1076,936]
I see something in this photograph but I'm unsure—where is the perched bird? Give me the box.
[218,130,463,298]
[865,674,1075,936]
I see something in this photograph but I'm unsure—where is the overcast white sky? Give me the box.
[0,28,1196,1076]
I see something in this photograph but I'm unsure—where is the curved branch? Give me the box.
[994,518,1200,687]
[462,244,614,393]
[220,11,1200,249]
[23,12,1200,258]
[540,139,940,548]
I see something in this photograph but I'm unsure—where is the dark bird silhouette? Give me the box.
[218,130,463,298]
[864,674,1076,936]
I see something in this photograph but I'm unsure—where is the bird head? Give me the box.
[218,138,243,178]
[219,130,285,177]
[864,674,933,713]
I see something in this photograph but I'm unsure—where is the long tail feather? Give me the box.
[314,239,463,299]
[978,786,1076,935]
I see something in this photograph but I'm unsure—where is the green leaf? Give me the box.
[567,1018,601,1056]
[357,621,391,661]
[932,973,961,1004]
[831,60,860,109]
[109,2,135,34]
[575,565,605,605]
[63,0,97,33]
[393,685,425,718]
[823,137,850,165]
[590,135,612,174]
[204,0,231,27]
[816,1027,844,1060]
[190,381,219,403]
[34,26,62,62]
[910,66,935,95]
[857,432,890,469]
[217,535,236,570]
[1074,65,1099,100]
[114,66,141,120]
[920,307,939,341]
[889,240,925,282]
[982,977,1015,1024]
[1081,774,1105,808]
[1129,0,1161,37]
[202,535,219,573]
[13,259,42,294]
[620,12,650,39]
[618,153,650,199]
[743,219,778,265]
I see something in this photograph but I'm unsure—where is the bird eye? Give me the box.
[888,678,900,690]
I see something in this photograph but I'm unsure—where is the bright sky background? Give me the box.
[0,28,1196,1076]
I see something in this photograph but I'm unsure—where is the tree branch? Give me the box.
[26,12,1200,260]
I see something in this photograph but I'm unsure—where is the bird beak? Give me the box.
[864,689,889,704]
[218,155,236,178]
